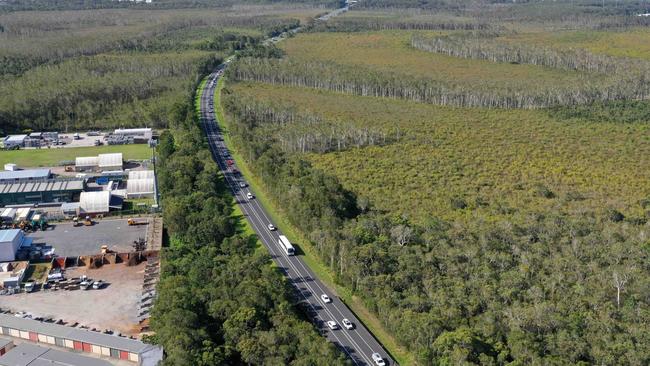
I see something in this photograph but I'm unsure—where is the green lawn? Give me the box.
[0,144,152,168]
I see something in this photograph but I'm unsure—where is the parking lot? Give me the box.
[27,218,149,257]
[0,263,146,336]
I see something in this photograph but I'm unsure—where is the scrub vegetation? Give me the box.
[221,1,650,364]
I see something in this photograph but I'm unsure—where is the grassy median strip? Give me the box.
[214,76,415,365]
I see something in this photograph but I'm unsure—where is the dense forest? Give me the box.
[0,6,315,134]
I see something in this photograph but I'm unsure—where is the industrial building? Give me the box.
[0,314,163,365]
[0,179,84,206]
[0,342,113,366]
[0,262,27,288]
[2,135,27,149]
[126,171,155,198]
[79,191,111,214]
[114,128,152,141]
[0,338,12,357]
[0,169,51,183]
[75,153,123,172]
[0,230,30,262]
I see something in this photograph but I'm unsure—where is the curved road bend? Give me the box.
[198,67,395,366]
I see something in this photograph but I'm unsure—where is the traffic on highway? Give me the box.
[199,68,394,366]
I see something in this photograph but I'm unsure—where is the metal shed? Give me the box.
[0,314,162,365]
[0,342,112,366]
[79,191,110,214]
[0,169,51,183]
[98,153,123,171]
[126,171,155,198]
[74,157,99,172]
[0,180,83,206]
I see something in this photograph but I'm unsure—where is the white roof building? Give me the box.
[98,153,123,170]
[3,135,27,147]
[127,170,155,198]
[79,191,110,214]
[0,230,25,262]
[114,128,152,140]
[0,169,51,183]
[75,156,99,168]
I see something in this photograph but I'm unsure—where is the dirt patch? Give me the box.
[0,263,146,336]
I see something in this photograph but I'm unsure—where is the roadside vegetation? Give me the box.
[149,76,347,365]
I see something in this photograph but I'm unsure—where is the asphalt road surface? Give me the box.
[199,68,395,366]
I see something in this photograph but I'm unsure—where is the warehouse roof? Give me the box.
[0,229,20,243]
[127,179,154,195]
[0,169,51,181]
[98,153,122,168]
[114,128,151,135]
[75,156,99,167]
[128,170,154,180]
[4,135,27,143]
[0,314,157,354]
[79,191,110,213]
[0,342,113,366]
[0,180,84,195]
[0,337,11,349]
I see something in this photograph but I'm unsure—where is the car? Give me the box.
[92,280,103,290]
[326,320,338,330]
[247,192,254,199]
[320,294,331,303]
[341,318,354,330]
[239,182,247,188]
[372,353,386,366]
[267,224,276,231]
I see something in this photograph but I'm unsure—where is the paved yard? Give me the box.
[0,263,146,336]
[27,219,149,257]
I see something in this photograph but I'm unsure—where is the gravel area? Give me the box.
[0,263,146,336]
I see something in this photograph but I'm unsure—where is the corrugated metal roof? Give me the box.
[75,156,99,167]
[114,128,151,134]
[0,230,20,243]
[0,180,83,195]
[128,170,154,180]
[98,153,122,168]
[0,169,50,181]
[79,191,110,213]
[0,342,113,366]
[4,135,27,143]
[0,314,156,354]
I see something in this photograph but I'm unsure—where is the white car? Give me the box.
[267,224,276,231]
[92,280,103,290]
[239,182,247,188]
[247,192,254,199]
[326,320,338,330]
[372,353,386,366]
[341,318,354,330]
[320,294,331,303]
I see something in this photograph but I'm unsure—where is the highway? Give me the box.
[199,67,394,366]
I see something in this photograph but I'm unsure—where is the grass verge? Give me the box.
[214,76,415,365]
